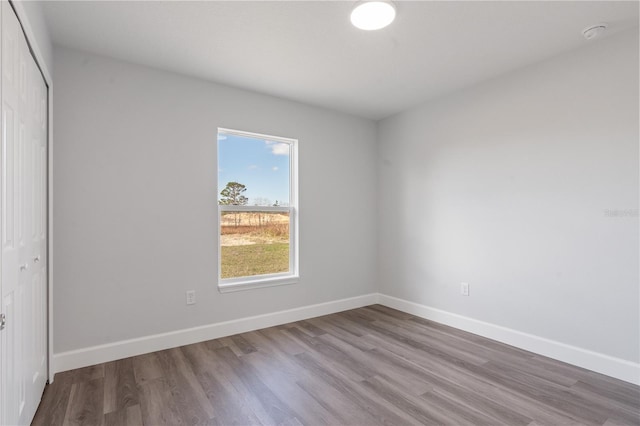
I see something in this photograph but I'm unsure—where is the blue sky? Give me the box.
[218,132,290,206]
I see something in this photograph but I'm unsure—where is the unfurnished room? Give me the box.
[0,0,638,425]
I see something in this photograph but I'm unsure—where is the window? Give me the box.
[217,128,298,292]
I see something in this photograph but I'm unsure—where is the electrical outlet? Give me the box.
[461,282,469,296]
[186,290,196,305]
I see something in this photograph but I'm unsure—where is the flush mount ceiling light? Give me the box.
[350,1,396,31]
[582,23,607,40]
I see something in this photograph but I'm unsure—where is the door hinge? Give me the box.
[0,313,5,330]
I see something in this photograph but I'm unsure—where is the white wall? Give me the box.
[13,0,53,75]
[52,47,377,354]
[377,29,639,363]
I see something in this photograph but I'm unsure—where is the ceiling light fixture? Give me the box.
[350,1,396,31]
[582,23,607,40]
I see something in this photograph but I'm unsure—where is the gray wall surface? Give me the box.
[16,1,53,74]
[53,47,378,353]
[377,29,639,362]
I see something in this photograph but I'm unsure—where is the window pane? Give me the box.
[218,132,290,207]
[220,210,290,279]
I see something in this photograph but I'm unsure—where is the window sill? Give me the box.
[218,275,299,293]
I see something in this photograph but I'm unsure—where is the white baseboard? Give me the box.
[53,293,378,375]
[54,292,640,386]
[377,294,640,386]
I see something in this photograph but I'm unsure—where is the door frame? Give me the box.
[7,0,54,384]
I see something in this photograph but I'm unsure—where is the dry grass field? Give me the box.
[220,212,290,278]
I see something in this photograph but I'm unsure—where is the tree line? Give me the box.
[219,182,282,227]
[219,181,280,207]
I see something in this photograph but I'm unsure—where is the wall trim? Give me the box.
[54,292,639,386]
[377,294,640,386]
[53,293,378,374]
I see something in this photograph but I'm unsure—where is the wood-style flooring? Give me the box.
[32,305,640,425]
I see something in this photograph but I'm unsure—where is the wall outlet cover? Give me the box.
[461,282,469,296]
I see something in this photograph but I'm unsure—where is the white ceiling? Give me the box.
[41,1,639,120]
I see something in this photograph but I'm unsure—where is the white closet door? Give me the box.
[0,1,48,424]
[27,31,48,415]
[1,3,28,423]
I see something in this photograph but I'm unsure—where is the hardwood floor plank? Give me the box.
[293,351,421,426]
[284,326,375,382]
[103,358,139,414]
[528,354,638,394]
[408,314,537,359]
[137,377,184,426]
[188,341,286,425]
[366,344,533,425]
[361,333,579,424]
[230,333,258,355]
[572,378,640,410]
[218,336,245,357]
[362,375,457,425]
[132,351,164,385]
[203,338,225,351]
[33,306,639,426]
[196,369,263,426]
[331,311,381,336]
[32,371,74,426]
[369,318,490,366]
[295,376,386,426]
[241,350,343,425]
[570,381,640,424]
[179,340,222,376]
[305,316,376,351]
[319,332,431,395]
[365,304,414,320]
[214,345,300,425]
[290,320,327,337]
[240,330,332,392]
[156,347,216,424]
[338,309,377,326]
[369,310,554,382]
[430,374,533,425]
[103,404,143,426]
[181,342,264,425]
[258,327,306,355]
[478,360,611,425]
[420,386,509,426]
[63,377,105,426]
[71,364,105,384]
[604,416,640,426]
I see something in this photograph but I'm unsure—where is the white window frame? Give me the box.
[217,128,299,293]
